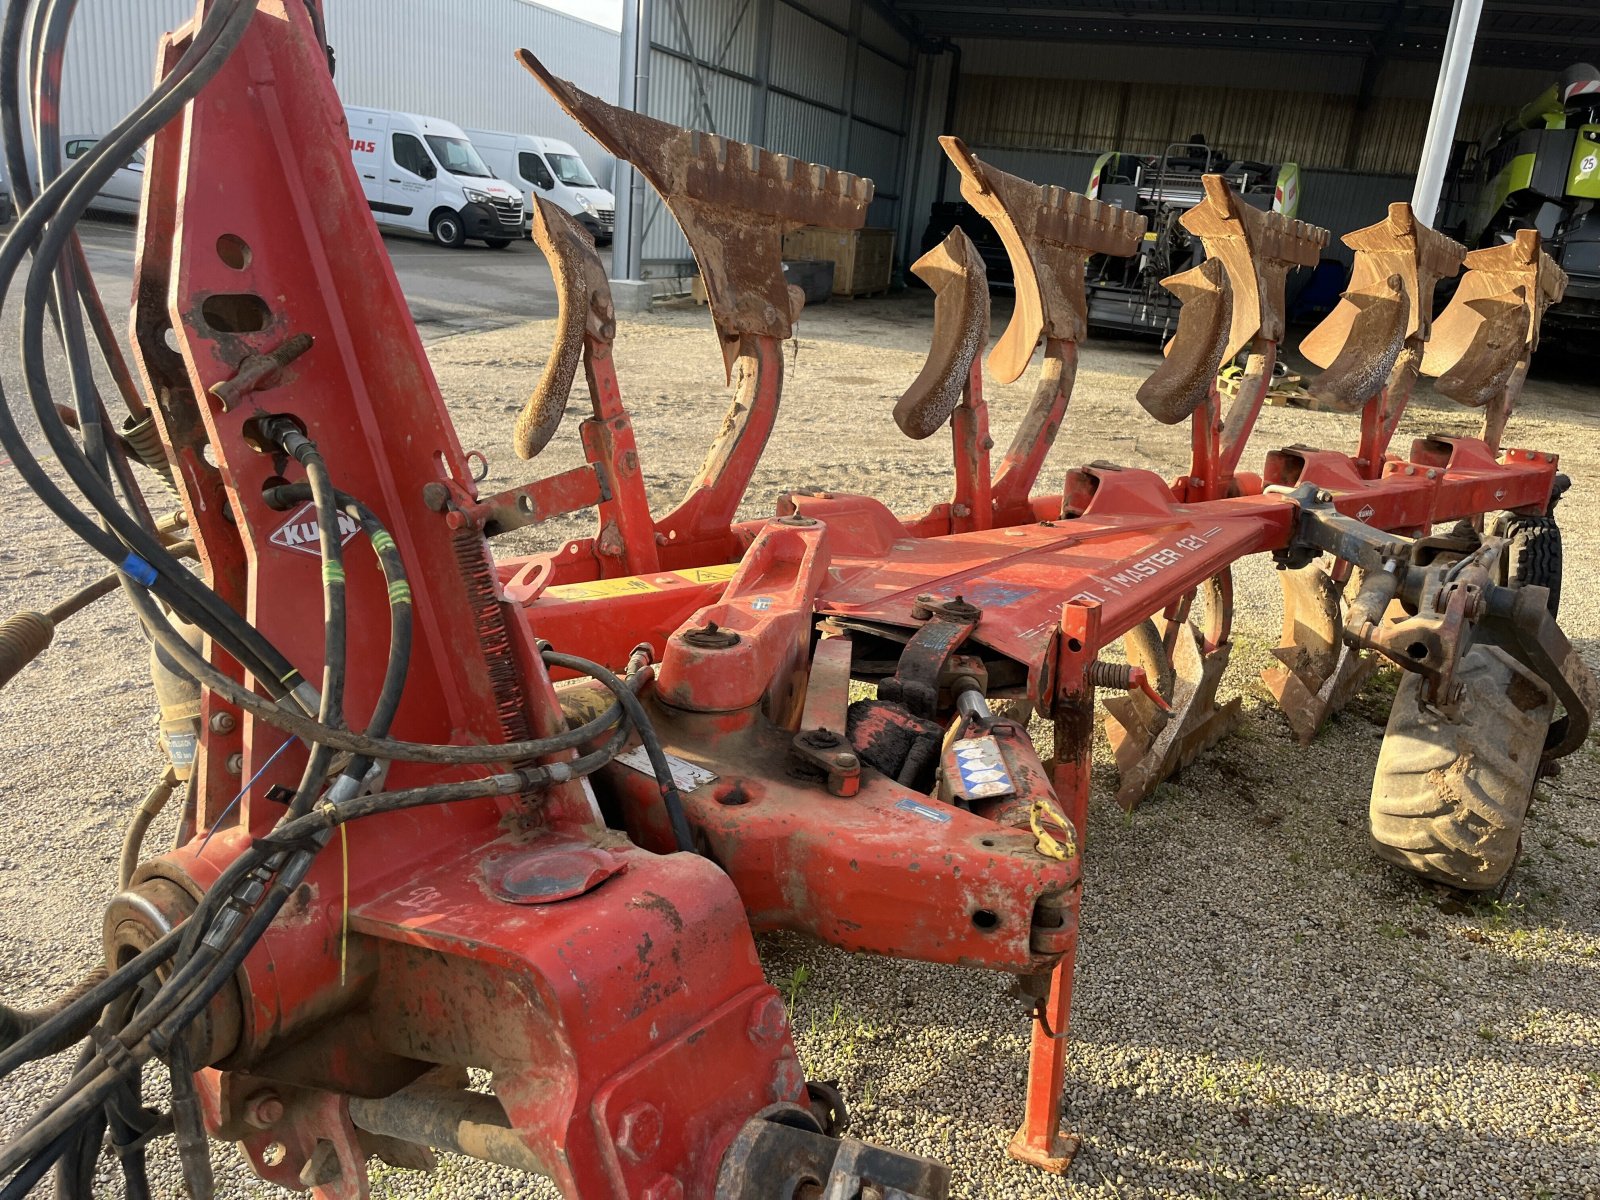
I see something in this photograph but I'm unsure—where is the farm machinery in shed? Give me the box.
[1082,140,1304,338]
[1445,62,1600,344]
[0,1,1593,1197]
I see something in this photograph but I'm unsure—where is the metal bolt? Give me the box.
[748,994,788,1046]
[777,515,817,527]
[243,1090,284,1130]
[1426,469,1439,480]
[834,752,859,770]
[210,712,237,734]
[804,729,840,749]
[225,753,244,775]
[261,1142,287,1168]
[770,1057,806,1103]
[615,1102,663,1163]
[420,481,450,512]
[951,502,971,517]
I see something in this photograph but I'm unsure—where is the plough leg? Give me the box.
[1007,694,1092,1173]
[1104,573,1241,808]
[1262,563,1378,743]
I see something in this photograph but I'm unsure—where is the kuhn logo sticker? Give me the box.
[269,503,360,556]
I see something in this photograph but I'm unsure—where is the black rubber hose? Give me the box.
[0,0,297,703]
[51,1039,101,1200]
[257,421,348,818]
[543,650,696,854]
[1,713,637,1173]
[124,580,634,765]
[105,1074,155,1200]
[262,482,412,786]
[0,930,177,1082]
[0,1125,72,1200]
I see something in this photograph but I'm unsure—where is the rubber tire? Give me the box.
[1491,512,1562,617]
[484,238,512,250]
[1369,645,1554,891]
[430,210,466,249]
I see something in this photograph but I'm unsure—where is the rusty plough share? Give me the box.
[1264,202,1467,742]
[0,7,1593,1196]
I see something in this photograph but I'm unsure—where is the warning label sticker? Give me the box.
[544,562,738,603]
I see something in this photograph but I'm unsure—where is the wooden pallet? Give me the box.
[781,226,894,297]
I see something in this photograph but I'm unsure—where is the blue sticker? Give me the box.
[751,596,773,611]
[896,798,953,823]
[963,583,1035,609]
[162,730,197,768]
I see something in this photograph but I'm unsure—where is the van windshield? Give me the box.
[547,152,599,189]
[424,135,493,178]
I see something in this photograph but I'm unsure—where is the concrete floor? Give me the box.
[73,214,598,341]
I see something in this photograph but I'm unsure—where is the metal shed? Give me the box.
[624,0,1600,275]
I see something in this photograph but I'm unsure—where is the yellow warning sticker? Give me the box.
[673,564,739,585]
[544,561,738,602]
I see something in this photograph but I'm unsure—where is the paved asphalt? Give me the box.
[71,215,606,342]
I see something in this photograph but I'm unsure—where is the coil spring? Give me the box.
[1085,660,1137,691]
[0,611,54,689]
[122,413,181,499]
[452,528,535,748]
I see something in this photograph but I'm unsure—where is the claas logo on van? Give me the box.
[349,138,376,154]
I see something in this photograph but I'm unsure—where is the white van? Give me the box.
[345,106,524,249]
[465,130,614,245]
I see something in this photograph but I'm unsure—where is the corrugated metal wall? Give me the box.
[953,74,1512,178]
[642,0,913,273]
[35,0,619,186]
[328,0,620,184]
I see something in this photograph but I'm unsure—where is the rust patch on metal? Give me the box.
[894,227,990,439]
[519,50,872,379]
[520,197,615,458]
[938,136,1144,383]
[1180,174,1328,359]
[1135,257,1232,424]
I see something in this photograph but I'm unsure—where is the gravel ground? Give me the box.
[2,287,1598,1199]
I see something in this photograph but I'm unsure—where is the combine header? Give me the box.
[0,2,1592,1196]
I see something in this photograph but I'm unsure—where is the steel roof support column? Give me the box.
[614,0,654,283]
[751,0,773,146]
[837,0,863,167]
[1412,0,1483,225]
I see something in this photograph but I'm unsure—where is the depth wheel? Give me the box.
[1491,511,1562,617]
[1369,646,1554,891]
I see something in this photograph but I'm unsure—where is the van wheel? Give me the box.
[484,238,512,250]
[430,210,466,248]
